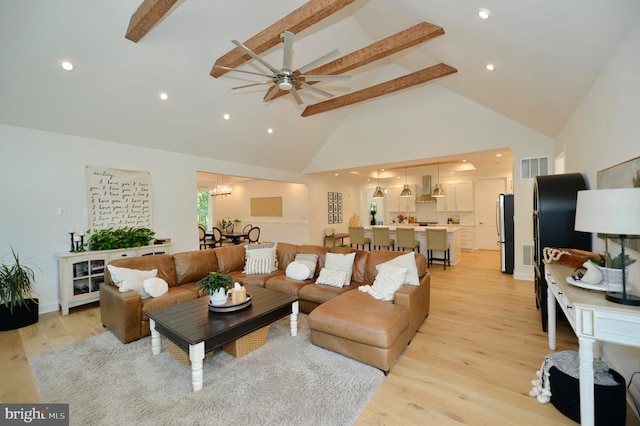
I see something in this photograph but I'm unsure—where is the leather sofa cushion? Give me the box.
[173,250,219,285]
[264,275,310,297]
[214,244,246,273]
[329,247,368,283]
[298,282,358,305]
[276,242,300,271]
[364,251,426,285]
[309,290,409,349]
[106,254,178,287]
[230,270,285,287]
[140,287,199,321]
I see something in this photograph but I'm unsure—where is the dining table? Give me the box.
[221,231,249,245]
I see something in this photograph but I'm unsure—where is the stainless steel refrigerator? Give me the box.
[497,194,514,274]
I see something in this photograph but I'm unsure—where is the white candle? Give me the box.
[79,231,85,236]
[73,235,81,242]
[69,227,76,233]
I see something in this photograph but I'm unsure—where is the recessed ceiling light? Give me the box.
[486,63,495,71]
[60,61,74,71]
[478,8,491,20]
[159,92,168,101]
[267,128,273,134]
[496,153,502,157]
[462,159,468,163]
[334,173,339,176]
[223,113,230,120]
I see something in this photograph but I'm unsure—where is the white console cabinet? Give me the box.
[55,243,172,315]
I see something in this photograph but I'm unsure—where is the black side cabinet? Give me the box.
[533,173,592,331]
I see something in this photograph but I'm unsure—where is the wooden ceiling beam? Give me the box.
[301,63,457,117]
[210,0,356,78]
[125,0,180,43]
[303,22,444,76]
[268,22,444,101]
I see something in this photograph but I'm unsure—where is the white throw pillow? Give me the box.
[142,277,169,298]
[294,253,319,279]
[316,268,349,288]
[285,261,312,281]
[244,257,273,275]
[378,252,420,285]
[324,252,356,286]
[359,263,408,301]
[245,243,277,272]
[107,264,157,299]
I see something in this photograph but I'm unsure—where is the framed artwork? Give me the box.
[327,192,343,223]
[597,155,640,251]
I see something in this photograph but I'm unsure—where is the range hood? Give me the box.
[415,176,437,203]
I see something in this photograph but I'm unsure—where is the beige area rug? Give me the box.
[30,314,384,426]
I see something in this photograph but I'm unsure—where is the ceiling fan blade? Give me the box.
[302,63,457,117]
[297,49,341,74]
[290,87,304,105]
[212,65,274,78]
[263,85,280,102]
[232,81,273,90]
[281,31,294,71]
[231,39,279,74]
[299,82,334,98]
[211,0,356,77]
[300,75,351,82]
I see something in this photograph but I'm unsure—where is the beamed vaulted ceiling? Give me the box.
[1,0,639,174]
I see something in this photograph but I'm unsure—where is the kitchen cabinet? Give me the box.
[459,226,475,251]
[55,243,172,315]
[386,185,416,212]
[436,181,474,212]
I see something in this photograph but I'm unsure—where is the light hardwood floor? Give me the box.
[1,250,638,424]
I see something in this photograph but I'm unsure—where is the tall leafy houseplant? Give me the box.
[0,249,39,330]
[76,227,155,252]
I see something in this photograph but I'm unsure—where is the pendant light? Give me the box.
[400,166,413,197]
[432,163,446,197]
[372,169,385,198]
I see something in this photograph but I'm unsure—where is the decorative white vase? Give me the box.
[209,288,228,306]
[596,266,628,285]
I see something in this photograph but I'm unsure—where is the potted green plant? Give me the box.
[197,271,232,306]
[0,248,39,330]
[589,251,637,284]
[75,227,155,252]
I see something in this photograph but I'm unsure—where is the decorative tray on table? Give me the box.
[208,293,252,313]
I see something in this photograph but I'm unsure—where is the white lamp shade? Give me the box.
[575,188,640,236]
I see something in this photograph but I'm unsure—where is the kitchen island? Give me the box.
[363,225,462,266]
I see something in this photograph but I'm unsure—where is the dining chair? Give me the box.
[198,225,215,249]
[242,224,252,233]
[247,226,260,243]
[425,228,450,270]
[211,227,223,247]
[349,226,370,250]
[372,227,394,251]
[396,227,420,253]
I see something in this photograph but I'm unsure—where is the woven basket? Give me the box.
[223,325,270,358]
[168,341,212,366]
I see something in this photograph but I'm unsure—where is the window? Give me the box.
[197,190,209,229]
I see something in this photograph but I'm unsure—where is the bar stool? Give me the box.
[396,227,420,253]
[372,227,395,251]
[425,228,450,270]
[349,226,371,250]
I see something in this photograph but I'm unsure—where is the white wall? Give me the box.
[305,84,553,278]
[0,124,307,314]
[556,21,640,410]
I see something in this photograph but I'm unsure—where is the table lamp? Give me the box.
[574,188,640,305]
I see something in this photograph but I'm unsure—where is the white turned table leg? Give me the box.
[189,342,205,392]
[579,336,596,426]
[290,301,299,337]
[149,319,161,355]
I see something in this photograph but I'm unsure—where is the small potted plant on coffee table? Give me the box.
[197,271,232,306]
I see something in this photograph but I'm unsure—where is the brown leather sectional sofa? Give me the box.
[100,242,430,372]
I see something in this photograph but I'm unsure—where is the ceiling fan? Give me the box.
[212,31,350,105]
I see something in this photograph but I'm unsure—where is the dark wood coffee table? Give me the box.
[147,285,299,391]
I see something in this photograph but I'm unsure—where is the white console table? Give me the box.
[545,262,640,426]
